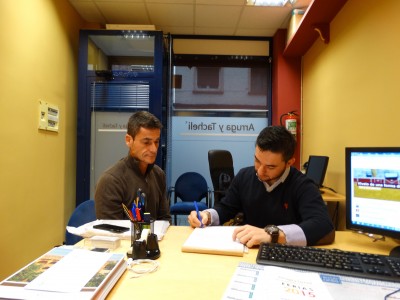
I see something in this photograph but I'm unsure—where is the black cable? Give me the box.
[321,185,337,194]
[384,287,400,300]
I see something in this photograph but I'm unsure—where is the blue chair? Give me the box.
[169,172,211,225]
[65,199,96,245]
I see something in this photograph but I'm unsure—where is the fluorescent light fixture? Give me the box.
[247,0,295,6]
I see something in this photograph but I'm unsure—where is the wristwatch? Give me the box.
[264,225,280,243]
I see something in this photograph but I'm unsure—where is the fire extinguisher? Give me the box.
[280,111,298,139]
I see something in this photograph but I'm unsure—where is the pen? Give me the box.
[136,188,142,206]
[194,201,203,228]
[131,203,137,220]
[140,193,146,220]
[122,203,134,222]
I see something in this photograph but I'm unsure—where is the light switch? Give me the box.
[38,100,48,130]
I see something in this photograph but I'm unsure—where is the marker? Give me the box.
[194,201,203,228]
[136,207,142,221]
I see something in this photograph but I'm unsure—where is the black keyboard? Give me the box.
[256,243,400,282]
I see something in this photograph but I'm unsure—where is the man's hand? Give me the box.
[232,225,271,248]
[187,211,210,228]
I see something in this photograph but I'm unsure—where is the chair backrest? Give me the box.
[305,155,329,188]
[208,150,235,204]
[65,199,96,245]
[174,172,209,203]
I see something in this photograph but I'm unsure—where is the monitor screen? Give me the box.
[345,147,400,245]
[305,155,329,188]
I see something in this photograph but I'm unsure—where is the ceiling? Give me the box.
[68,0,311,37]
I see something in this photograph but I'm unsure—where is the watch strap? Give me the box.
[264,225,279,243]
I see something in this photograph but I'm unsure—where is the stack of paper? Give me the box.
[182,226,245,257]
[153,220,170,240]
[67,219,170,241]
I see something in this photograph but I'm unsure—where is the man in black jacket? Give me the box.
[188,126,334,247]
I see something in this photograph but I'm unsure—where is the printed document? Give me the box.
[222,262,333,300]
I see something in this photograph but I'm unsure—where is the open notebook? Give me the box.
[182,226,245,257]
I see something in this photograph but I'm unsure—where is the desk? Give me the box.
[105,226,399,299]
[321,188,346,230]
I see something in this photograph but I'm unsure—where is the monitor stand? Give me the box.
[389,245,400,258]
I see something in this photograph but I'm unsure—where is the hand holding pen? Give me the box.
[194,201,203,228]
[188,202,210,228]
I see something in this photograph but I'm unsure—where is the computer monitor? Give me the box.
[345,147,400,257]
[305,155,329,188]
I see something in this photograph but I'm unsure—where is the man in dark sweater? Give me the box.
[188,126,334,247]
[95,111,171,223]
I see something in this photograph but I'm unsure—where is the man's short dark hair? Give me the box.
[127,111,162,138]
[256,126,296,162]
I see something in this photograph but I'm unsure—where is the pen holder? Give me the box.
[130,221,145,244]
[128,220,160,260]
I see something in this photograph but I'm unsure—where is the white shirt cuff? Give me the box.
[206,208,220,226]
[278,224,307,246]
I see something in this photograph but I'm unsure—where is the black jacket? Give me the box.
[214,166,334,245]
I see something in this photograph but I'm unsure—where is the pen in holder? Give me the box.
[128,219,160,260]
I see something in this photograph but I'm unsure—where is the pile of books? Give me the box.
[0,247,126,299]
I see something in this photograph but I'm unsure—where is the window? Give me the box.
[249,68,268,95]
[194,67,223,93]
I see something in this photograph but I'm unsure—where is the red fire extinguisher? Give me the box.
[280,111,298,139]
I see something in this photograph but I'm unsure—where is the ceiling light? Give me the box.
[246,0,296,6]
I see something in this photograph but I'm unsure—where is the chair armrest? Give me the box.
[167,187,176,205]
[207,188,213,208]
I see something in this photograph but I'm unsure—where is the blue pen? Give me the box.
[131,203,137,220]
[194,201,203,228]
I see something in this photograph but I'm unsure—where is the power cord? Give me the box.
[127,258,159,278]
[321,185,337,194]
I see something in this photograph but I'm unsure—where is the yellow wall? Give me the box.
[0,0,84,280]
[302,0,400,197]
[1,0,398,281]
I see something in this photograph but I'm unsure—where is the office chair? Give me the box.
[208,150,235,205]
[304,155,330,189]
[65,199,96,245]
[169,172,211,225]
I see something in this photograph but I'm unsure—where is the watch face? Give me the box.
[265,225,279,243]
[266,225,279,234]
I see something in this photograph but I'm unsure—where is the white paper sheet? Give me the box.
[25,249,111,293]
